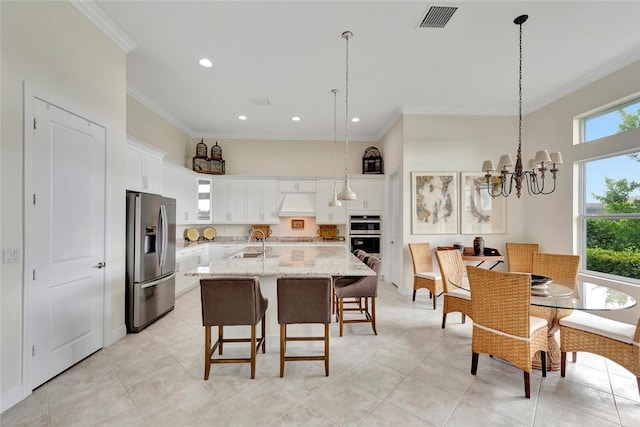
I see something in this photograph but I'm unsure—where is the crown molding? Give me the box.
[127,84,196,136]
[526,47,640,114]
[71,0,137,53]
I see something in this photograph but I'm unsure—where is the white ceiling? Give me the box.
[89,1,640,141]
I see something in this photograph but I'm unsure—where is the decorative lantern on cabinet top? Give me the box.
[362,146,383,174]
[192,138,209,172]
[208,141,225,175]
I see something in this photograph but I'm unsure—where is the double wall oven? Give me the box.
[349,215,381,258]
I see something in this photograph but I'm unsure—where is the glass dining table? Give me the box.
[448,274,637,371]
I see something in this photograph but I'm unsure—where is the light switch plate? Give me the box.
[3,248,21,264]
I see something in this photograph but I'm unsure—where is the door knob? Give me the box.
[93,262,106,269]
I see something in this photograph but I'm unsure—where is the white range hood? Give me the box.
[279,193,316,217]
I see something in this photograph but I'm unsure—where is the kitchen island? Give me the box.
[189,245,376,336]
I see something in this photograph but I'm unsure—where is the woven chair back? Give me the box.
[467,266,531,339]
[505,243,539,273]
[435,249,464,293]
[532,252,580,281]
[408,243,433,274]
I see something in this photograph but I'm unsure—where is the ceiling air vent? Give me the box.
[418,5,458,28]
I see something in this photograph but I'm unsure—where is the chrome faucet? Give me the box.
[248,229,266,254]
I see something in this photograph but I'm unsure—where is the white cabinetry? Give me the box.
[347,177,384,213]
[315,179,347,224]
[174,167,197,224]
[175,245,208,296]
[247,179,279,224]
[212,178,248,223]
[278,179,316,193]
[126,136,164,194]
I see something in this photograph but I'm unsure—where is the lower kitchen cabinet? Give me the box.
[175,245,208,296]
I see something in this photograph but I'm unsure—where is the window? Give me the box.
[582,98,640,142]
[581,152,640,281]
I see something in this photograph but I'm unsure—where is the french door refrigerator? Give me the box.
[126,192,176,332]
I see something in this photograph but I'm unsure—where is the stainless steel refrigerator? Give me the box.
[126,192,176,332]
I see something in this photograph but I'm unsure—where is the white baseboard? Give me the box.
[1,384,29,414]
[105,324,126,347]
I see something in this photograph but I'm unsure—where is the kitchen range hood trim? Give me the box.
[278,193,316,217]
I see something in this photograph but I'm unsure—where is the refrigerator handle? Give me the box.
[140,272,176,289]
[159,204,168,268]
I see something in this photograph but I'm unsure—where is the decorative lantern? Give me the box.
[210,141,222,160]
[192,138,209,172]
[208,141,225,174]
[362,146,383,174]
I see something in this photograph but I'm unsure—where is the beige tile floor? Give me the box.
[3,280,639,426]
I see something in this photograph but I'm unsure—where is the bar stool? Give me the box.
[200,276,268,380]
[277,276,332,377]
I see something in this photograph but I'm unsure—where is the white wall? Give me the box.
[1,1,126,410]
[188,137,375,177]
[127,96,191,165]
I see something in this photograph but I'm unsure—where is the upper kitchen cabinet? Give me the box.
[126,136,165,194]
[278,179,316,193]
[164,162,197,224]
[247,179,279,224]
[315,179,347,224]
[346,176,384,213]
[212,178,248,223]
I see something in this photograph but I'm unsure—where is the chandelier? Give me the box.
[481,14,562,198]
[328,88,342,207]
[337,30,357,201]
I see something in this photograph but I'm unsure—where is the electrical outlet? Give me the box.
[3,248,21,264]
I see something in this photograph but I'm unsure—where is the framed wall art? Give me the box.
[291,219,305,229]
[460,172,507,234]
[411,171,458,234]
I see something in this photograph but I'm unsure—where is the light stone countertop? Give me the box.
[188,245,375,277]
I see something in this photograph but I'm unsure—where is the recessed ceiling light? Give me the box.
[292,116,301,121]
[198,58,213,68]
[351,117,360,123]
[238,115,247,120]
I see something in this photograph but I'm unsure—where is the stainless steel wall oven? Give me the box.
[350,215,381,258]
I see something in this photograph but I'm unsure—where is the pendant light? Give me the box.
[328,88,342,207]
[337,30,357,201]
[481,14,561,198]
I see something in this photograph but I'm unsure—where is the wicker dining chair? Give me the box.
[408,243,443,308]
[467,266,548,398]
[435,249,470,329]
[559,312,640,396]
[505,243,539,273]
[531,252,580,281]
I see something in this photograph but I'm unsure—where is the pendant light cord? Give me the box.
[344,31,350,173]
[332,89,338,175]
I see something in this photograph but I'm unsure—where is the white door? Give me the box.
[387,170,402,286]
[28,98,106,389]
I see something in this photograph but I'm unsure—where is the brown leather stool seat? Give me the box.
[334,256,381,337]
[277,276,332,377]
[200,276,268,380]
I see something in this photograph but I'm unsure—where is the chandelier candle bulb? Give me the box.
[535,150,552,164]
[550,152,563,164]
[482,160,495,172]
[498,154,514,170]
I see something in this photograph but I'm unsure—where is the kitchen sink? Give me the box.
[231,252,263,258]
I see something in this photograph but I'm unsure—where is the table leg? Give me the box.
[530,306,572,371]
